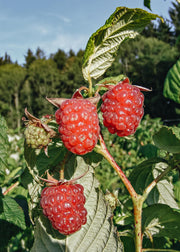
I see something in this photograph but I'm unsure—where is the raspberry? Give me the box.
[40,183,87,235]
[24,124,51,149]
[55,99,100,155]
[101,80,144,137]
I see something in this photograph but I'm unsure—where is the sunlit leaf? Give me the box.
[82,7,162,80]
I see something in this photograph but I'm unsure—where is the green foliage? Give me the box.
[142,204,180,239]
[163,58,180,104]
[82,7,162,80]
[0,114,8,180]
[0,196,26,230]
[153,126,180,153]
[0,64,26,129]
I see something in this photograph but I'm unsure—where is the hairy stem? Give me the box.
[133,196,144,252]
[95,135,143,251]
[95,134,137,198]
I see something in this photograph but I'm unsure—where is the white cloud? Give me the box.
[38,32,88,55]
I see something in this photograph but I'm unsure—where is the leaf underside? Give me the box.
[82,7,162,80]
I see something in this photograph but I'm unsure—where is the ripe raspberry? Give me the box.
[24,124,51,149]
[40,183,87,235]
[101,80,144,137]
[55,99,100,155]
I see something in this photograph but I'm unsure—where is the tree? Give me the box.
[50,49,67,70]
[0,64,26,129]
[27,58,61,116]
[169,2,180,38]
[24,49,36,68]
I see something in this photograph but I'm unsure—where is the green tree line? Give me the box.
[0,2,180,129]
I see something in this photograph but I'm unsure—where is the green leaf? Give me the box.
[142,204,180,239]
[96,74,125,86]
[0,196,26,230]
[82,7,162,80]
[129,159,179,209]
[0,114,8,173]
[174,180,180,207]
[147,162,179,209]
[163,58,180,104]
[144,0,151,10]
[153,126,180,153]
[30,156,123,252]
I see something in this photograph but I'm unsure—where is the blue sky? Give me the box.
[0,0,175,65]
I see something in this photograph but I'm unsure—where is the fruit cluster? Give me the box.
[40,183,87,235]
[24,124,51,149]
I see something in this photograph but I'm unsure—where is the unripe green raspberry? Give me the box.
[24,124,51,149]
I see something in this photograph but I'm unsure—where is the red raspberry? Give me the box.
[40,183,87,235]
[55,99,100,155]
[101,80,144,137]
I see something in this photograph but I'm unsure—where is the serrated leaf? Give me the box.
[153,126,180,153]
[163,58,180,104]
[129,159,179,209]
[142,204,180,239]
[0,114,8,172]
[82,7,162,80]
[30,156,123,252]
[0,196,26,230]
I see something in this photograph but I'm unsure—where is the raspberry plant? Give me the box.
[0,5,180,252]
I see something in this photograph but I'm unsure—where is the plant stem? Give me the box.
[95,134,137,199]
[88,75,93,97]
[3,181,19,195]
[133,195,144,252]
[142,165,171,200]
[95,133,174,252]
[143,249,180,252]
[60,152,69,180]
[95,135,144,251]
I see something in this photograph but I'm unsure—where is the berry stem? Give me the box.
[60,152,69,180]
[95,133,137,198]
